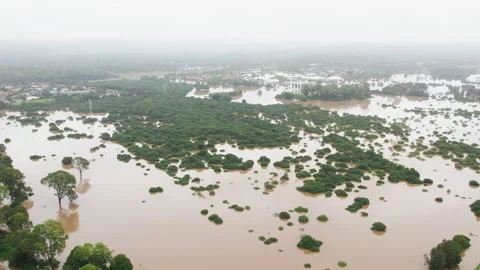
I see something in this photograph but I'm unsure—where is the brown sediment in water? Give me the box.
[0,98,479,270]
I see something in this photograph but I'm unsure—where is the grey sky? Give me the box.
[1,0,479,44]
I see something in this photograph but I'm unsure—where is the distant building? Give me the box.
[326,76,345,85]
[466,74,480,83]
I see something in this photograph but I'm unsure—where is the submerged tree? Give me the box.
[73,157,90,181]
[41,170,78,207]
[0,167,33,203]
[63,242,132,270]
[32,219,68,270]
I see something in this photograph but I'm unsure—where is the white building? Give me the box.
[466,74,480,83]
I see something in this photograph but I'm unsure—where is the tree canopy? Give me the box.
[40,170,78,206]
[0,168,33,203]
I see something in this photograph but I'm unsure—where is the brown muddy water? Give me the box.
[0,98,479,270]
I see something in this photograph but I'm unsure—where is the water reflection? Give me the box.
[57,203,80,233]
[76,179,92,194]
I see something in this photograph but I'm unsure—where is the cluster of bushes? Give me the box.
[469,180,479,187]
[277,83,371,101]
[297,235,323,252]
[376,83,429,97]
[208,214,223,224]
[317,215,328,222]
[228,204,249,212]
[149,187,163,193]
[279,212,291,220]
[174,175,190,186]
[47,134,65,140]
[61,156,73,165]
[469,200,480,217]
[294,206,308,213]
[371,222,387,232]
[258,156,271,166]
[259,236,278,245]
[424,140,480,171]
[425,235,471,270]
[191,184,219,192]
[298,215,309,223]
[67,133,90,139]
[346,197,370,213]
[116,154,132,162]
[29,155,43,160]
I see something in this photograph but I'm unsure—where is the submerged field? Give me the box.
[0,78,479,269]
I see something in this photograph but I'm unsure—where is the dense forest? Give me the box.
[374,83,429,97]
[277,83,371,101]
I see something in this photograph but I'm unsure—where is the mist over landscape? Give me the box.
[0,1,479,270]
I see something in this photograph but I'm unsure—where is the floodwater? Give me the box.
[0,92,479,270]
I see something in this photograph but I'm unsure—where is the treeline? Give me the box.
[447,85,480,102]
[277,83,371,101]
[374,83,429,97]
[0,66,112,85]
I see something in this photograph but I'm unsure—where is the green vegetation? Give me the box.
[30,155,43,160]
[201,209,209,215]
[63,242,133,270]
[371,222,386,232]
[335,189,348,197]
[469,200,480,217]
[298,134,422,195]
[62,156,73,166]
[294,206,309,213]
[47,134,65,140]
[297,235,323,252]
[208,214,223,224]
[277,83,371,101]
[298,215,309,223]
[338,261,347,268]
[258,156,271,166]
[317,215,328,222]
[425,235,471,270]
[435,197,443,203]
[117,154,132,162]
[263,237,278,245]
[0,167,33,203]
[423,178,433,185]
[228,204,246,212]
[190,184,219,192]
[73,157,90,181]
[304,263,311,268]
[469,180,479,187]
[279,212,291,220]
[149,187,163,193]
[376,83,429,97]
[40,170,78,207]
[424,139,480,171]
[346,197,370,213]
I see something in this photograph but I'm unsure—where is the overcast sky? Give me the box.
[1,0,479,44]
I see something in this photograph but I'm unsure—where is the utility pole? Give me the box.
[89,99,92,114]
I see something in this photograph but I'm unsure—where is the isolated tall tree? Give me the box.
[32,219,68,270]
[73,157,90,181]
[0,167,33,202]
[40,171,78,207]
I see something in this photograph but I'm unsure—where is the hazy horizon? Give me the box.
[2,0,480,45]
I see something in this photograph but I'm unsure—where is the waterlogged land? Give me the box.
[1,78,480,269]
